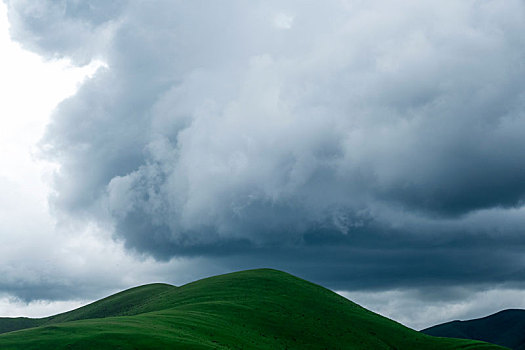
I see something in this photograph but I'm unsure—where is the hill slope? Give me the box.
[0,269,507,349]
[422,309,525,350]
[0,283,175,334]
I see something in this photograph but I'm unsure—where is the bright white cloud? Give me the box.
[273,12,294,29]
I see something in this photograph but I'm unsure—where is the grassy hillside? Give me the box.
[0,283,175,334]
[0,269,507,349]
[423,309,525,350]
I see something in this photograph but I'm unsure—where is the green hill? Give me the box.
[0,269,507,349]
[422,309,525,350]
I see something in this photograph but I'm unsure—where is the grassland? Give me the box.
[0,269,507,349]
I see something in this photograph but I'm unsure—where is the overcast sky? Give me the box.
[2,0,525,330]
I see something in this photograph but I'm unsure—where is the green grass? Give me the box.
[0,269,508,349]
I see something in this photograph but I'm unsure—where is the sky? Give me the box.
[1,0,525,330]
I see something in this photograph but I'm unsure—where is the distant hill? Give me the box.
[423,309,525,350]
[0,269,506,349]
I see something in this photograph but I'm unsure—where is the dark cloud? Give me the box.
[213,219,525,293]
[5,0,126,63]
[5,0,525,293]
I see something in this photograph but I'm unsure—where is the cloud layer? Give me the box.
[5,0,525,293]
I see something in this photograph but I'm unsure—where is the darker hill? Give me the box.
[422,309,525,350]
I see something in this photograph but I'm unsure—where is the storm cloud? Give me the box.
[5,0,525,293]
